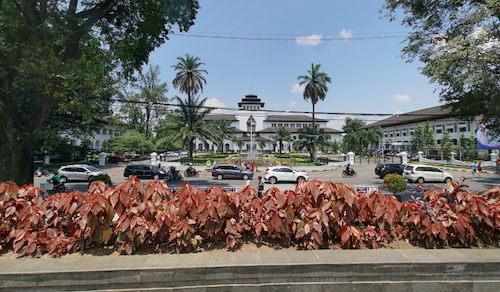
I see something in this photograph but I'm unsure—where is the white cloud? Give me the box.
[295,34,323,46]
[339,29,353,41]
[204,98,230,114]
[390,94,410,102]
[288,101,296,108]
[291,83,305,94]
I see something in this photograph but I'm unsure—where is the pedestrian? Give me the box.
[257,176,264,199]
[478,163,483,173]
[471,162,477,175]
[212,160,217,169]
[251,163,255,172]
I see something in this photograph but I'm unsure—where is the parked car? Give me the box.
[56,165,108,183]
[375,163,405,179]
[403,165,453,183]
[212,164,254,180]
[165,151,179,157]
[124,164,167,180]
[180,151,188,155]
[264,166,309,184]
[108,156,130,163]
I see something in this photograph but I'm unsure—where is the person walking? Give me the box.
[478,163,483,174]
[257,176,264,199]
[471,162,477,175]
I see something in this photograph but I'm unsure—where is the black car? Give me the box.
[375,163,405,179]
[212,164,254,180]
[124,164,167,180]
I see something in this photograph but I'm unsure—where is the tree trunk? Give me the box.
[311,102,316,162]
[0,132,33,186]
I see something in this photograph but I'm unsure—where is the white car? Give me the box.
[403,165,453,183]
[264,166,309,184]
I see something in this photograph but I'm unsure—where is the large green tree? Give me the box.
[0,0,200,185]
[297,63,332,162]
[410,122,435,154]
[119,65,169,139]
[383,0,500,137]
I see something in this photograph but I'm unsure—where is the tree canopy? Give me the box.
[383,0,500,137]
[0,0,200,184]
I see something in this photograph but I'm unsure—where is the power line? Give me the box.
[171,32,407,42]
[111,98,448,121]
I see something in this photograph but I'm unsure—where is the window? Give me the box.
[297,124,301,127]
[459,127,467,132]
[293,136,297,140]
[284,124,289,127]
[396,133,400,137]
[109,130,113,136]
[403,133,407,136]
[437,139,441,144]
[102,129,107,135]
[436,129,442,134]
[272,123,276,127]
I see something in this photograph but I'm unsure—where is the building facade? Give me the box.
[362,105,476,154]
[196,94,343,153]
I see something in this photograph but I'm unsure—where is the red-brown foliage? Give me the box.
[0,177,499,257]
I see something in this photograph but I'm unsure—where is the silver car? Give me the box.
[403,165,453,183]
[264,166,309,184]
[56,165,108,182]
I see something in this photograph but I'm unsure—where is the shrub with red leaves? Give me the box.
[0,177,499,257]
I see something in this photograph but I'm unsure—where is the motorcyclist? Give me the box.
[169,166,179,179]
[47,171,63,190]
[345,164,353,176]
[187,163,194,176]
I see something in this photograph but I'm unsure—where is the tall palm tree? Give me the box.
[171,96,212,159]
[297,63,332,162]
[269,127,292,153]
[207,119,236,153]
[172,54,208,159]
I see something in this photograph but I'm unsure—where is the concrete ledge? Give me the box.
[1,249,499,291]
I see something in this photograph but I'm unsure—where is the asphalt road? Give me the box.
[34,163,499,202]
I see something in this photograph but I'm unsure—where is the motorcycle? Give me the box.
[185,167,199,177]
[53,182,67,193]
[167,167,184,182]
[342,169,358,178]
[36,169,50,177]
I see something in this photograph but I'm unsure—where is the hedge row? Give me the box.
[0,178,499,257]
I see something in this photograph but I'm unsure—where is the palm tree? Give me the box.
[269,127,292,153]
[297,63,332,162]
[296,126,330,159]
[207,119,236,153]
[258,140,268,152]
[366,126,383,153]
[171,96,212,159]
[172,54,208,159]
[236,139,245,152]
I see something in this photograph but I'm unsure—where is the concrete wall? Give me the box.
[1,249,499,291]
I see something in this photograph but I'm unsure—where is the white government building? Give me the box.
[197,94,343,153]
[362,105,479,155]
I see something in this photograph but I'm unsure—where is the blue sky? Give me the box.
[148,0,442,130]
